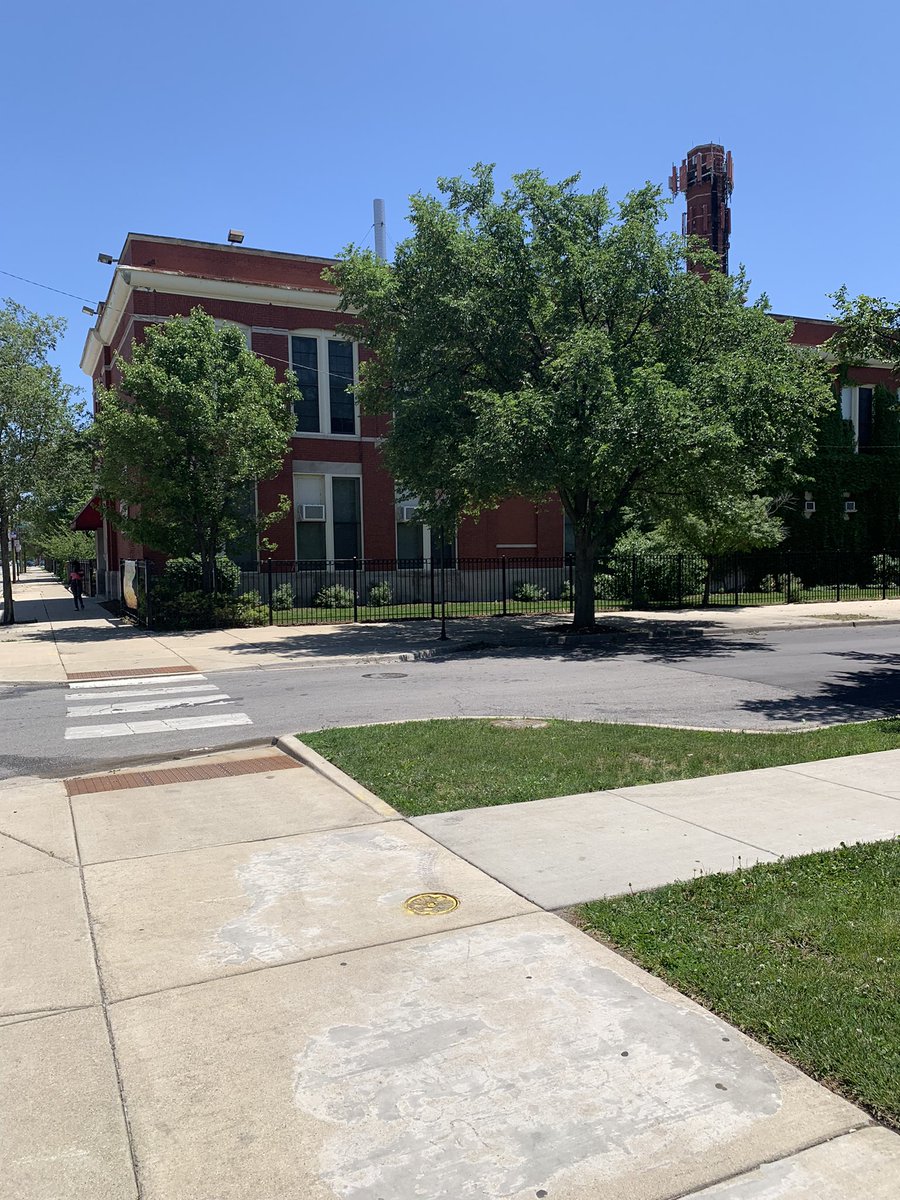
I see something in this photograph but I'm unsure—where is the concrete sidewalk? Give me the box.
[3,739,898,1198]
[414,746,900,907]
[4,567,900,684]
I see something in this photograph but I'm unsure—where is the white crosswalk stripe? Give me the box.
[63,673,252,741]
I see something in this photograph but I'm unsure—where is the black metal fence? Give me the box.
[124,550,900,629]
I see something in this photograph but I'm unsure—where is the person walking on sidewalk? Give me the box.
[68,562,85,611]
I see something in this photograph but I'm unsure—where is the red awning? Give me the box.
[72,498,103,532]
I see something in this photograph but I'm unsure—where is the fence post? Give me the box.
[430,555,436,620]
[734,555,740,607]
[267,559,274,626]
[353,558,359,622]
[677,554,684,608]
[567,554,574,612]
[786,558,793,604]
[630,554,638,610]
[145,563,152,628]
[502,557,507,616]
[882,552,888,601]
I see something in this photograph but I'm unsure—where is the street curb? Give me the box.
[275,734,400,819]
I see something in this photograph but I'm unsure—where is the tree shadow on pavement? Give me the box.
[740,655,900,725]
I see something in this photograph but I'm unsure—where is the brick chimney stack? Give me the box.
[669,143,733,277]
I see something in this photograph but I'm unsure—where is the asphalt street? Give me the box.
[1,621,898,780]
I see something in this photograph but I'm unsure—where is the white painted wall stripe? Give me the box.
[64,713,253,739]
[68,673,206,689]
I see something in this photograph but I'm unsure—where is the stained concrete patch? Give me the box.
[413,791,776,907]
[682,1127,900,1197]
[85,822,535,999]
[109,913,865,1200]
[72,766,391,863]
[0,868,100,1016]
[616,767,900,856]
[1,1008,137,1199]
[0,776,77,866]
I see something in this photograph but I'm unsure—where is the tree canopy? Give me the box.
[329,166,834,626]
[0,299,83,624]
[828,287,900,371]
[94,307,297,592]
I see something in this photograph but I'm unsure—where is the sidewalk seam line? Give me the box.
[66,793,144,1199]
[603,788,783,859]
[80,815,397,868]
[106,910,536,1007]
[0,825,75,864]
[775,764,900,805]
[660,1121,875,1200]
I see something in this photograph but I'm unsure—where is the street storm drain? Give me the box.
[403,892,460,916]
[491,718,549,729]
[362,672,408,679]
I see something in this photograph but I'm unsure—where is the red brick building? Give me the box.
[80,233,565,598]
[81,155,898,596]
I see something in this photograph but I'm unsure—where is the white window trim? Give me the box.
[289,330,360,439]
[294,472,364,560]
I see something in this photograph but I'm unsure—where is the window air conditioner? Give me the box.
[844,500,857,514]
[804,500,816,513]
[300,504,326,521]
[398,505,420,523]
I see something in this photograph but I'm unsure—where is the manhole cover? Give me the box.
[491,718,549,729]
[362,672,408,679]
[403,892,460,916]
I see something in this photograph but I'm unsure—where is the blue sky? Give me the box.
[2,0,898,396]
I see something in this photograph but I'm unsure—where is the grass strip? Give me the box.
[577,839,900,1127]
[301,717,900,817]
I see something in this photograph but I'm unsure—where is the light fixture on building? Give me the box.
[97,253,118,264]
[227,229,245,244]
[82,305,97,316]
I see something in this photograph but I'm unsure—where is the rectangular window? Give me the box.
[328,340,356,434]
[331,477,361,562]
[397,519,425,563]
[857,387,874,451]
[291,336,320,432]
[563,512,575,556]
[296,475,326,563]
[431,529,456,568]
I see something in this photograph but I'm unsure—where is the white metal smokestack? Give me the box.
[373,198,387,260]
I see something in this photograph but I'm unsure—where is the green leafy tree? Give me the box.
[828,288,900,368]
[94,308,297,594]
[0,299,83,624]
[329,166,832,627]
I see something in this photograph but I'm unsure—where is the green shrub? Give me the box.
[271,582,296,610]
[155,555,239,599]
[368,581,393,607]
[314,583,356,609]
[758,574,783,593]
[872,555,900,588]
[559,579,573,602]
[513,581,548,602]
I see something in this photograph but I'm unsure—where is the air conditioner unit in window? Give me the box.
[844,500,857,514]
[398,505,420,523]
[804,500,816,513]
[300,504,326,521]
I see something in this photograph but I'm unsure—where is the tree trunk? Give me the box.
[200,546,216,595]
[0,507,14,626]
[572,523,598,630]
[702,558,713,607]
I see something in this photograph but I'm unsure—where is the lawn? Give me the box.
[577,840,900,1127]
[301,717,900,817]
